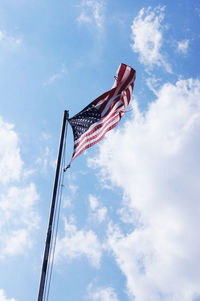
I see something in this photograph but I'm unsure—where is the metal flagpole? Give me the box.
[37,110,69,301]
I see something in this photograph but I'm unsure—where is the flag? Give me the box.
[68,63,136,166]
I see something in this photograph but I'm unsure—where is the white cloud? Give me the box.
[177,39,189,54]
[35,146,56,173]
[146,77,161,96]
[0,183,39,258]
[89,194,99,210]
[62,184,78,207]
[62,175,79,208]
[43,64,67,86]
[77,0,104,29]
[56,218,102,268]
[62,198,72,208]
[0,117,23,184]
[0,30,22,48]
[62,173,79,207]
[131,6,171,73]
[89,78,200,300]
[0,289,17,301]
[87,283,118,301]
[89,194,107,223]
[0,117,40,258]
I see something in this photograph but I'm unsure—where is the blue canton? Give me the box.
[69,103,101,141]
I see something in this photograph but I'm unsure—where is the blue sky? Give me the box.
[0,1,200,301]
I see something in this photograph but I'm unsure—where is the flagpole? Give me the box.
[37,110,69,301]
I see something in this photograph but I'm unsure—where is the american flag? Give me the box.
[68,63,136,165]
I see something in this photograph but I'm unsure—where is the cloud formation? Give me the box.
[0,289,17,301]
[0,183,39,258]
[77,0,104,29]
[90,78,200,300]
[43,64,67,86]
[0,117,39,258]
[0,30,22,49]
[56,217,102,268]
[87,283,118,301]
[89,194,107,223]
[0,117,23,184]
[177,39,189,54]
[131,6,171,73]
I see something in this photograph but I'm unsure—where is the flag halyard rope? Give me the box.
[44,120,69,301]
[37,110,69,301]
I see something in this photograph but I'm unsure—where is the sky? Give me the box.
[0,0,200,301]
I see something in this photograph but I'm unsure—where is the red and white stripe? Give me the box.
[70,63,136,162]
